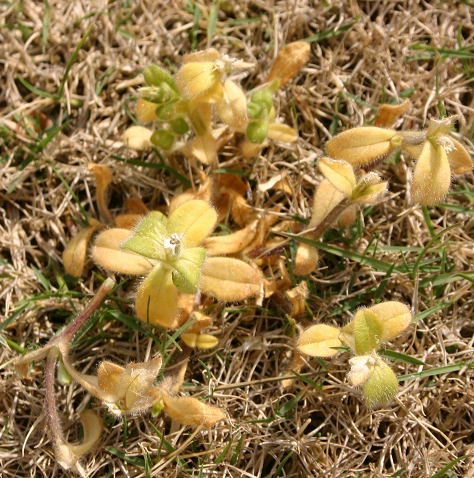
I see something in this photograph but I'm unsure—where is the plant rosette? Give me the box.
[92,199,261,328]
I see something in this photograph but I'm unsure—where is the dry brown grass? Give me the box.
[1,0,474,476]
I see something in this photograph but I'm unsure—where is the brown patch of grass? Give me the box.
[1,1,474,476]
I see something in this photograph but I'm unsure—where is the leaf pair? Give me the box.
[296,302,412,407]
[92,199,261,328]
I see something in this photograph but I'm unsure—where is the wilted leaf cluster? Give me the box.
[297,302,412,407]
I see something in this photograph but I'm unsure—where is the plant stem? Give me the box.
[306,197,352,240]
[53,278,116,344]
[45,347,64,445]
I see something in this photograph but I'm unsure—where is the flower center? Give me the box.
[164,233,182,259]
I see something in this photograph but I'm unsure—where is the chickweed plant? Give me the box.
[12,42,473,475]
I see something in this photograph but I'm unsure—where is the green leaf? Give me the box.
[353,309,383,355]
[172,247,206,294]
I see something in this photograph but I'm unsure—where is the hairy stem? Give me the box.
[45,347,63,445]
[53,278,116,344]
[306,197,352,240]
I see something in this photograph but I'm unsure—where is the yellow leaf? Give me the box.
[266,41,311,87]
[114,213,142,229]
[163,395,225,428]
[201,257,261,301]
[326,127,400,166]
[297,324,342,357]
[216,79,247,130]
[176,62,222,100]
[239,138,266,159]
[369,301,412,341]
[167,199,217,248]
[136,265,180,327]
[195,334,219,349]
[318,158,356,197]
[189,133,218,165]
[92,228,153,275]
[294,242,319,276]
[123,125,153,150]
[136,98,158,123]
[63,220,102,277]
[309,179,346,228]
[267,123,298,143]
[181,333,198,348]
[412,141,451,205]
[97,361,125,401]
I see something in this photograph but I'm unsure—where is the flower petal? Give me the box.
[201,257,261,301]
[135,264,180,327]
[167,200,217,247]
[92,228,153,275]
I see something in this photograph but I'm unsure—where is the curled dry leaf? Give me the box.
[63,219,102,277]
[297,324,342,357]
[266,41,311,87]
[88,163,113,222]
[374,99,411,128]
[201,257,261,301]
[285,281,308,317]
[55,410,103,476]
[203,221,258,256]
[326,127,400,166]
[163,395,225,428]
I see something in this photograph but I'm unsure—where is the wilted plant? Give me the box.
[123,44,308,163]
[296,301,412,407]
[15,279,224,476]
[92,198,262,328]
[326,116,472,205]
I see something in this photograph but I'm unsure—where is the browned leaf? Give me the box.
[163,395,225,428]
[88,163,113,222]
[374,99,411,128]
[63,219,102,277]
[266,41,311,87]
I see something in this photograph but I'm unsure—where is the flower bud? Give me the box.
[169,117,189,135]
[151,130,175,150]
[247,120,269,144]
[363,359,398,408]
[143,64,176,90]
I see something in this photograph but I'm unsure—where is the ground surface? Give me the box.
[1,1,474,477]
